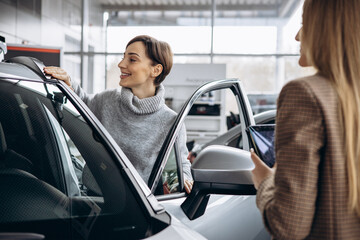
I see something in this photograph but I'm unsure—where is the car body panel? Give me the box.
[161,195,269,240]
[0,59,195,239]
[0,55,272,239]
[147,217,207,240]
[149,79,271,239]
[149,79,256,193]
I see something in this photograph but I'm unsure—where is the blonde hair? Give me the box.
[302,0,360,216]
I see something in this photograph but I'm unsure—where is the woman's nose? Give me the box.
[295,28,302,42]
[118,59,124,68]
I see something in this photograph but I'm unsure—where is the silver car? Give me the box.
[0,41,273,239]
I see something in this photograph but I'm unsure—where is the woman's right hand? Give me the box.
[43,66,71,87]
[250,148,275,189]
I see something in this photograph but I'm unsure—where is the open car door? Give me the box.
[148,79,270,240]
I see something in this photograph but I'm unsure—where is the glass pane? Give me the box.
[106,54,121,89]
[62,0,81,27]
[283,56,317,84]
[161,147,179,194]
[107,26,212,54]
[88,0,106,53]
[247,93,278,115]
[213,26,277,54]
[213,56,316,114]
[183,86,246,164]
[185,88,229,147]
[0,80,150,239]
[213,56,278,93]
[85,54,106,93]
[64,35,81,52]
[173,55,211,64]
[63,54,81,85]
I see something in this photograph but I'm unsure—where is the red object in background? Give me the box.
[5,44,61,67]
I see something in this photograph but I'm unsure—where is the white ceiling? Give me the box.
[99,0,301,26]
[100,0,299,15]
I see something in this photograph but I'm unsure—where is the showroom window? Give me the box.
[101,0,315,115]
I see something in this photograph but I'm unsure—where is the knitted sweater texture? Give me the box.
[72,81,192,183]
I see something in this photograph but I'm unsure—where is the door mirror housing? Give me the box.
[181,145,256,220]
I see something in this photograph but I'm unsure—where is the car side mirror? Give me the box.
[181,145,256,220]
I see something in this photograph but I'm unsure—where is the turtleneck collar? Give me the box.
[120,84,165,115]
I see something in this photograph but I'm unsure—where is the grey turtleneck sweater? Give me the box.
[71,81,192,183]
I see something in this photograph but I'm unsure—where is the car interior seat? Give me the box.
[0,168,70,223]
[0,122,34,174]
[0,124,72,224]
[0,122,71,223]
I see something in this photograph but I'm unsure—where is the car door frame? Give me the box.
[148,78,256,195]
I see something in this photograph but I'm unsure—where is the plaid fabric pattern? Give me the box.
[256,74,360,239]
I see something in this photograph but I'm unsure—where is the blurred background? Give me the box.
[0,0,316,143]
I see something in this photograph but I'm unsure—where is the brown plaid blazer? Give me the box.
[256,74,360,239]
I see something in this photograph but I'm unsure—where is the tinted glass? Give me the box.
[161,146,179,194]
[0,80,150,239]
[158,88,242,196]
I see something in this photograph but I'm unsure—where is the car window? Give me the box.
[44,106,82,197]
[162,146,179,194]
[186,88,240,147]
[0,80,155,239]
[157,87,244,195]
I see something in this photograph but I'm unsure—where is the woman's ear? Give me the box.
[152,64,163,78]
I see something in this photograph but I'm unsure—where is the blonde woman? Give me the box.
[251,0,360,239]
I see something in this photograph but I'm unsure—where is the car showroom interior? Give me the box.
[2,0,359,240]
[0,0,312,146]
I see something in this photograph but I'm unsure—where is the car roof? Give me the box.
[0,56,56,83]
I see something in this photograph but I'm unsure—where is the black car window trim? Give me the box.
[56,82,131,172]
[156,88,244,200]
[1,60,170,237]
[42,82,66,125]
[40,83,79,196]
[1,81,65,192]
[55,82,151,193]
[155,143,187,201]
[43,105,81,197]
[47,83,163,237]
[55,81,167,219]
[34,90,72,195]
[148,79,251,194]
[0,75,57,84]
[4,83,68,194]
[157,143,184,197]
[174,138,184,193]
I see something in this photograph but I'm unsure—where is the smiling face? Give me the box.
[118,41,160,97]
[295,28,311,67]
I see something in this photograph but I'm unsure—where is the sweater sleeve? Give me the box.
[71,80,94,105]
[71,80,108,116]
[256,79,324,239]
[177,124,193,181]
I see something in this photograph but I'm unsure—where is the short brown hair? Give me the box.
[126,35,173,86]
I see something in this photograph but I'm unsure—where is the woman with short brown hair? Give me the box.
[45,35,193,194]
